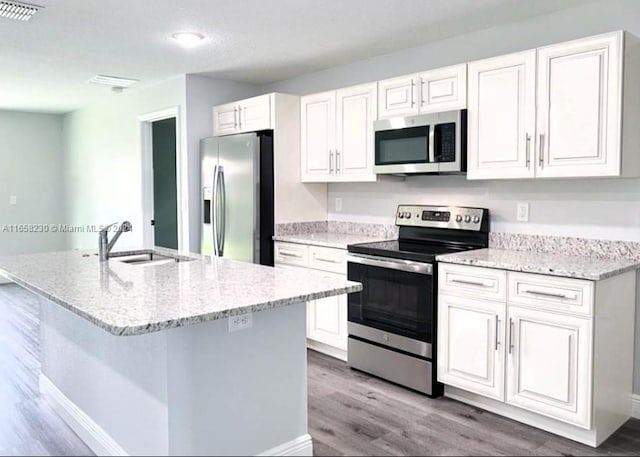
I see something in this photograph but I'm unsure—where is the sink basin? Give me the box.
[109,250,194,266]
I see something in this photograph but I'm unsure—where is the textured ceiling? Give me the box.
[0,0,594,113]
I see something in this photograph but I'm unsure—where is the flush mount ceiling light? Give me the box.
[88,74,139,90]
[0,0,41,22]
[172,32,205,48]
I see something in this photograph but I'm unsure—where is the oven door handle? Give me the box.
[347,254,433,275]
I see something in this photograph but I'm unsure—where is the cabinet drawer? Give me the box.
[439,263,507,302]
[508,273,593,317]
[308,245,346,274]
[274,242,308,267]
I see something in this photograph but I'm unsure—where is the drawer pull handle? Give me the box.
[315,256,341,264]
[280,251,302,259]
[524,289,569,300]
[451,279,489,287]
[495,315,500,351]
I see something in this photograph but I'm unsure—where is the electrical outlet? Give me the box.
[9,196,16,206]
[517,202,529,222]
[228,313,253,332]
[335,197,343,212]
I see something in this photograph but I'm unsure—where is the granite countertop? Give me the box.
[273,232,390,249]
[437,248,640,281]
[0,248,361,337]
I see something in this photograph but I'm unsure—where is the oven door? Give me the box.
[347,253,434,346]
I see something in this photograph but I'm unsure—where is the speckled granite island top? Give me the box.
[273,232,389,249]
[0,249,362,336]
[437,248,640,281]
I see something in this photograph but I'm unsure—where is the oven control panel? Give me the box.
[396,205,487,231]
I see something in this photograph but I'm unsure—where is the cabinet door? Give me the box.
[238,94,272,133]
[213,103,238,136]
[536,32,622,178]
[418,64,467,113]
[378,75,419,118]
[336,83,377,182]
[301,92,336,182]
[308,291,347,351]
[467,51,536,179]
[506,306,592,429]
[437,294,506,401]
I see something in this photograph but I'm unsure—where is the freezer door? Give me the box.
[218,133,259,263]
[201,137,219,256]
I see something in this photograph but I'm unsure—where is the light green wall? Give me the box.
[0,110,67,255]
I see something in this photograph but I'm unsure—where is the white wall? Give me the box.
[0,110,68,255]
[264,0,640,242]
[63,77,187,251]
[184,75,262,252]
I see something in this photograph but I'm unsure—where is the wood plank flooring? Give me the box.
[1,282,640,456]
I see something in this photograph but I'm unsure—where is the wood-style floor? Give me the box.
[1,282,640,456]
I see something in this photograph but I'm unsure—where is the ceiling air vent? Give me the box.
[88,75,140,89]
[0,1,41,22]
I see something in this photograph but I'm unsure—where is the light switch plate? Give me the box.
[517,202,529,222]
[9,196,17,206]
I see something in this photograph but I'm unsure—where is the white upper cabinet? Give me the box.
[301,84,377,182]
[418,64,467,113]
[536,32,622,178]
[301,91,335,181]
[467,31,637,180]
[378,66,467,119]
[378,75,419,119]
[213,94,272,136]
[467,51,537,180]
[336,83,377,180]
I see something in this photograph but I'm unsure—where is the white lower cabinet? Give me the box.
[275,241,348,360]
[438,294,505,401]
[506,306,592,428]
[438,262,636,447]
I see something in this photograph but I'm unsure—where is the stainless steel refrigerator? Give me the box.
[200,132,274,265]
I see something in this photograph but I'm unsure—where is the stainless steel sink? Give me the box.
[109,250,195,266]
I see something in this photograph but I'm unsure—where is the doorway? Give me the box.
[151,118,178,250]
[139,106,189,253]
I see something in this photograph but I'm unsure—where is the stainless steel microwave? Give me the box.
[373,109,467,175]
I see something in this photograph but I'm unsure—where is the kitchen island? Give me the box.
[0,248,362,456]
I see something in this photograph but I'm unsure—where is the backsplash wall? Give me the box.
[328,176,640,242]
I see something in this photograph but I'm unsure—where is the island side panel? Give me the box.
[39,296,170,456]
[166,301,311,456]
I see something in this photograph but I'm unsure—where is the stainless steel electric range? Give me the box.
[346,205,489,397]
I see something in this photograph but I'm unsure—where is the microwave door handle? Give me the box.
[428,125,436,164]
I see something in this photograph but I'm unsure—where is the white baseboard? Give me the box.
[40,375,128,456]
[258,434,313,456]
[633,394,640,419]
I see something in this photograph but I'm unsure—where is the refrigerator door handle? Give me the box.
[212,165,220,256]
[218,166,226,256]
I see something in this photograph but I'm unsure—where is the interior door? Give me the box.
[536,32,622,178]
[467,50,536,180]
[151,117,179,250]
[217,133,258,263]
[437,294,506,400]
[506,306,593,429]
[336,83,377,181]
[301,92,336,181]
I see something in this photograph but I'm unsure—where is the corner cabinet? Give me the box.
[274,242,348,360]
[213,94,272,136]
[301,83,377,183]
[438,263,636,447]
[467,31,640,180]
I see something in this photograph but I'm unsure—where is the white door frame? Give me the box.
[139,106,189,253]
